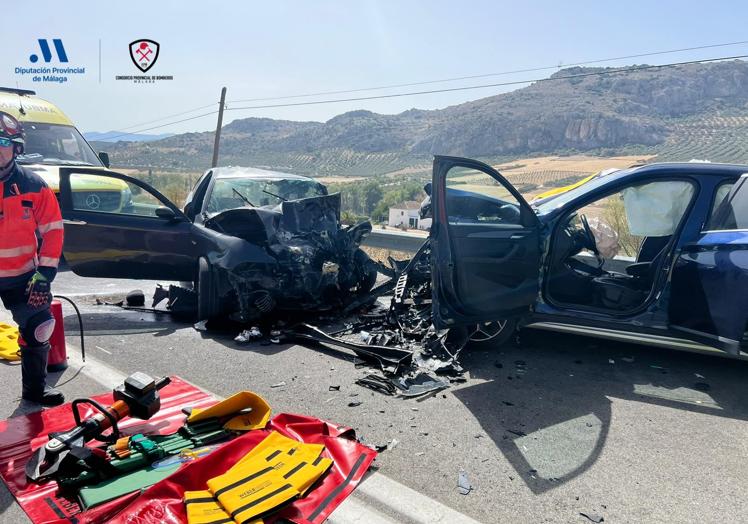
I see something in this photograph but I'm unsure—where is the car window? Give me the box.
[69,173,162,217]
[445,165,523,226]
[704,182,735,230]
[16,123,102,166]
[566,180,695,258]
[708,177,748,231]
[206,177,327,214]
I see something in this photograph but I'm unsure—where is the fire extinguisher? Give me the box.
[47,295,85,372]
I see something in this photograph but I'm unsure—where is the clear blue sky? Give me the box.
[3,1,748,134]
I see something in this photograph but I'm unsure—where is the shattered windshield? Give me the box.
[15,123,102,166]
[206,177,328,214]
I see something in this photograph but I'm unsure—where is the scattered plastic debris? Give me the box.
[286,240,469,392]
[374,439,399,452]
[355,374,396,395]
[193,320,208,331]
[234,326,263,343]
[348,400,363,407]
[328,385,341,391]
[621,356,635,363]
[579,512,605,523]
[391,373,449,398]
[270,381,287,388]
[458,469,473,495]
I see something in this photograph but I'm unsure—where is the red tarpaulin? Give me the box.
[0,377,376,524]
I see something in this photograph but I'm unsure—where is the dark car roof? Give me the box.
[212,166,319,182]
[620,161,748,178]
[535,162,748,218]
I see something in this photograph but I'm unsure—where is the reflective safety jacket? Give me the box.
[0,163,63,287]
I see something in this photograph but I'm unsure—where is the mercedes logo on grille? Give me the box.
[85,194,101,210]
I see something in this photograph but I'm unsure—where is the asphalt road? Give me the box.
[1,272,748,523]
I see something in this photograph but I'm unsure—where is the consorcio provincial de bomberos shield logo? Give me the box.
[129,39,160,73]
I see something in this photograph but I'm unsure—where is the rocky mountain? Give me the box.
[95,60,748,175]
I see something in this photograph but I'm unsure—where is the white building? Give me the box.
[387,201,431,230]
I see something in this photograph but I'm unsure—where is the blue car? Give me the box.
[429,156,748,357]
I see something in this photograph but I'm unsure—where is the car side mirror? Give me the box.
[423,182,432,196]
[98,151,110,168]
[155,206,177,220]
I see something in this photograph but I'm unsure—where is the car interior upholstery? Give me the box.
[546,180,696,313]
[546,212,673,312]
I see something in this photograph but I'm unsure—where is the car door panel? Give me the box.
[669,232,748,354]
[431,156,541,327]
[59,167,197,281]
[669,175,748,354]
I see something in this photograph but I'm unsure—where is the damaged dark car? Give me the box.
[58,167,378,321]
[427,156,748,357]
[302,157,748,385]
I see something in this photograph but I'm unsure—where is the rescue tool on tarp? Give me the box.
[25,372,170,482]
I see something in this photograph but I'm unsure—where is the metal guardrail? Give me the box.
[361,229,428,253]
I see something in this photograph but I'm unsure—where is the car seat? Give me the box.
[624,236,671,285]
[592,236,671,310]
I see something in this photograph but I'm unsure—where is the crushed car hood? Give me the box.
[200,193,376,321]
[204,193,341,245]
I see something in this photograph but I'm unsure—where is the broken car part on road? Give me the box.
[284,238,470,395]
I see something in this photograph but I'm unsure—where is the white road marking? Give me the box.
[66,344,482,523]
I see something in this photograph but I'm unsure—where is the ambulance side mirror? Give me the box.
[98,151,110,168]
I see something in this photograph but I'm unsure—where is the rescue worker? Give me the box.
[0,111,64,406]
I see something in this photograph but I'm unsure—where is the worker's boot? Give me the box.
[21,343,65,406]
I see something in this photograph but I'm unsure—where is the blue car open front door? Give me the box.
[669,174,748,355]
[430,155,541,329]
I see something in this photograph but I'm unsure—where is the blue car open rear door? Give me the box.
[669,174,748,355]
[431,156,541,329]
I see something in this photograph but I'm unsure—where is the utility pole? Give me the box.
[211,87,227,168]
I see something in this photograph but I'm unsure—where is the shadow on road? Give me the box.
[61,307,361,365]
[452,328,748,495]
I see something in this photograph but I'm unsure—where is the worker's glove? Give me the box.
[26,271,51,308]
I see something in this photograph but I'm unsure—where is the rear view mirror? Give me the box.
[98,151,110,168]
[155,206,177,220]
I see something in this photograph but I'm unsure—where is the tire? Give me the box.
[468,318,517,349]
[196,257,220,321]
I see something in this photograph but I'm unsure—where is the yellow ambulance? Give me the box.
[0,87,129,212]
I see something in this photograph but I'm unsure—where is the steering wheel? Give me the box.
[580,214,605,269]
[497,204,521,223]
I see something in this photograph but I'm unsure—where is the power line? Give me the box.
[104,39,748,138]
[101,111,219,141]
[107,53,748,138]
[102,102,220,135]
[225,55,748,112]
[226,40,748,103]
